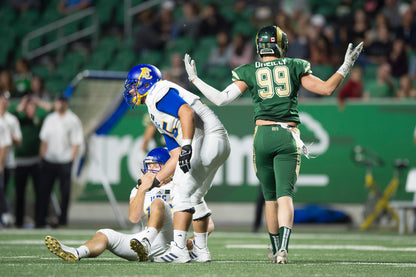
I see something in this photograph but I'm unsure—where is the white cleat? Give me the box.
[44,235,79,262]
[130,238,150,262]
[189,240,211,262]
[274,249,288,264]
[153,241,191,263]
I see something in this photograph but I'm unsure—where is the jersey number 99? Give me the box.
[256,66,291,98]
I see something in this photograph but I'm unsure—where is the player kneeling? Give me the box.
[44,147,213,262]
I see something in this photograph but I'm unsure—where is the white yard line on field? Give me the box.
[226,244,416,251]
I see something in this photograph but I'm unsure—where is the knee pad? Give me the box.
[193,201,211,221]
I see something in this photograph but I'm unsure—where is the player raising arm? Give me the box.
[184,25,363,264]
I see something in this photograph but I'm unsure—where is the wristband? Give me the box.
[182,139,192,146]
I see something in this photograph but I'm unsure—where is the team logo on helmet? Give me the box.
[139,67,153,80]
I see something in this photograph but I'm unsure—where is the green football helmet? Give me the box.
[256,25,288,58]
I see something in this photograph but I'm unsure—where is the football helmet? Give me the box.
[256,25,288,58]
[123,64,162,108]
[143,147,170,174]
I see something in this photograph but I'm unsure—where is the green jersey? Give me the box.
[232,58,312,123]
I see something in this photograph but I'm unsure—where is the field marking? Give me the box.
[226,244,416,251]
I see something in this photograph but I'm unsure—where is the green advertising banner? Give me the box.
[79,99,416,204]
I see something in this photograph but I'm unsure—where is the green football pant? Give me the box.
[253,125,301,201]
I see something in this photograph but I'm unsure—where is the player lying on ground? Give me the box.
[44,147,214,262]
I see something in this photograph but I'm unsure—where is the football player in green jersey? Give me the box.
[184,25,363,264]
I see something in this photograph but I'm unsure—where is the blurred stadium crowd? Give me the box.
[1,0,416,102]
[0,0,416,228]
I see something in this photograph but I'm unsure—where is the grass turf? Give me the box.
[1,227,415,277]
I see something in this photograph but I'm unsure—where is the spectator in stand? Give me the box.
[364,63,394,98]
[0,70,15,97]
[163,53,190,89]
[170,1,201,39]
[396,75,416,98]
[133,2,174,56]
[395,8,416,48]
[30,75,51,102]
[57,0,92,16]
[199,2,229,36]
[309,34,332,65]
[228,33,255,69]
[347,9,369,44]
[6,0,40,12]
[38,94,83,228]
[388,39,409,78]
[337,67,364,110]
[206,31,232,69]
[12,96,48,228]
[381,0,402,30]
[0,111,11,228]
[13,58,32,98]
[366,25,392,64]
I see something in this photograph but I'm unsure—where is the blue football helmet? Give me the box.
[143,147,170,174]
[123,64,163,108]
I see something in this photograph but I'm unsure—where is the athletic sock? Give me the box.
[76,245,90,259]
[143,227,158,245]
[174,230,188,249]
[194,232,208,249]
[278,226,292,252]
[269,232,279,255]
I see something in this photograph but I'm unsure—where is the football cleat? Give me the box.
[153,241,191,263]
[44,235,79,262]
[130,238,150,262]
[274,249,288,264]
[189,241,211,262]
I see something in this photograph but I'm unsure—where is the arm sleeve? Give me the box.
[162,134,180,151]
[191,79,242,106]
[156,88,187,117]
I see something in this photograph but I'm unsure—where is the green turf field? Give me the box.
[1,227,415,277]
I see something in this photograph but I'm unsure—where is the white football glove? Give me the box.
[337,42,364,77]
[184,53,198,82]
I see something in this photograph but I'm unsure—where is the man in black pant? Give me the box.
[38,94,83,227]
[12,96,48,228]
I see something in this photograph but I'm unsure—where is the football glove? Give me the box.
[184,53,198,82]
[179,144,192,173]
[337,42,363,77]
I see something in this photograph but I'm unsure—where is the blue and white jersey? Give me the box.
[129,181,174,219]
[145,80,227,149]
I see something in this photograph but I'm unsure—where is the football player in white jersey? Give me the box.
[44,148,182,261]
[123,64,230,263]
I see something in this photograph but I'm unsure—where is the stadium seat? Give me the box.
[32,65,52,79]
[45,77,68,95]
[96,36,120,56]
[85,49,110,70]
[138,50,163,67]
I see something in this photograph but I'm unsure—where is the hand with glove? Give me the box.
[184,53,198,83]
[337,42,364,77]
[179,144,192,173]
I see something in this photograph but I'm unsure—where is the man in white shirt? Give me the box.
[38,94,83,227]
[0,113,12,227]
[0,92,22,226]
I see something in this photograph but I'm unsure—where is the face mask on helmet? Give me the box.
[142,147,171,174]
[256,25,288,58]
[123,64,163,108]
